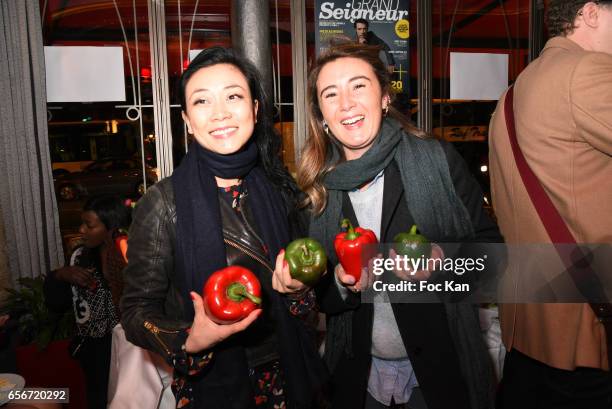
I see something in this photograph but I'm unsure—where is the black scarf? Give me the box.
[172,140,289,317]
[172,140,328,408]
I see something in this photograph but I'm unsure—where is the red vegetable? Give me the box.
[203,266,262,324]
[334,218,378,281]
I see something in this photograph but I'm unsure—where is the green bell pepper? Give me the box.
[285,238,327,286]
[393,225,432,260]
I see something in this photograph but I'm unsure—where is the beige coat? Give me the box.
[489,36,612,371]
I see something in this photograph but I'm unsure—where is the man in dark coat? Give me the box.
[354,18,395,74]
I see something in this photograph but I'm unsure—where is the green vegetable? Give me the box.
[285,238,327,286]
[393,225,432,259]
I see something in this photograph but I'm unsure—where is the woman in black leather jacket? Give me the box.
[120,47,327,409]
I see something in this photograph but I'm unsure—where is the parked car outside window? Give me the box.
[53,158,157,201]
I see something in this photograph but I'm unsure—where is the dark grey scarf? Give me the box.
[310,118,474,254]
[309,118,493,409]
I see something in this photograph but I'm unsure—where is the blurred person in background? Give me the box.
[44,195,131,409]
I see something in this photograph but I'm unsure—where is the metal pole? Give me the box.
[417,0,432,133]
[231,0,274,104]
[290,0,308,163]
[147,0,174,178]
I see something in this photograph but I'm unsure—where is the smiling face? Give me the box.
[182,63,258,155]
[316,57,389,160]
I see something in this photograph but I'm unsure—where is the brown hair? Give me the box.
[547,0,612,37]
[297,43,425,215]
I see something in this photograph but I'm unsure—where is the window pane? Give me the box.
[433,0,531,205]
[165,0,231,167]
[43,0,158,241]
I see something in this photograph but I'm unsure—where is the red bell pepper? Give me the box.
[334,218,378,281]
[203,266,262,324]
[113,228,129,263]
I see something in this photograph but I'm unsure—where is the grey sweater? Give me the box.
[334,173,408,359]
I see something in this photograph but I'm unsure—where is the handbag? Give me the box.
[107,324,175,409]
[503,86,612,368]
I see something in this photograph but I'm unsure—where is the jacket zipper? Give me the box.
[143,320,180,355]
[237,198,268,251]
[238,190,266,253]
[224,238,274,274]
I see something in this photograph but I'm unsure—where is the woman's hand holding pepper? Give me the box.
[185,291,261,353]
[54,266,95,288]
[272,249,309,295]
[388,244,444,281]
[335,263,359,292]
[334,254,380,293]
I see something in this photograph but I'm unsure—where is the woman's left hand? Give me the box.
[272,249,308,294]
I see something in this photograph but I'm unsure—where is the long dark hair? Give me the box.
[83,195,131,232]
[179,47,298,207]
[80,194,131,267]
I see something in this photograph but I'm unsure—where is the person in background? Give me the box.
[120,47,327,409]
[354,18,395,74]
[298,43,501,409]
[489,1,612,408]
[44,195,130,409]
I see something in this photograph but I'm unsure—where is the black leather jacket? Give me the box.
[120,177,326,409]
[121,176,287,362]
[120,178,191,358]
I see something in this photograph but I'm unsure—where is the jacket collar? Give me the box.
[541,36,584,55]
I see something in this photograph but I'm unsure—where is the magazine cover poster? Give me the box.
[315,1,410,95]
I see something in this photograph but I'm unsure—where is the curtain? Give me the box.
[0,211,10,302]
[0,0,64,286]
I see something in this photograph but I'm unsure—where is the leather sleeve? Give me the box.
[120,180,192,365]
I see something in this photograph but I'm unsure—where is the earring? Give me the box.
[323,120,330,135]
[383,105,389,117]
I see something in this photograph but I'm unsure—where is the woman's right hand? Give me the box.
[334,259,377,293]
[184,291,261,353]
[54,266,95,288]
